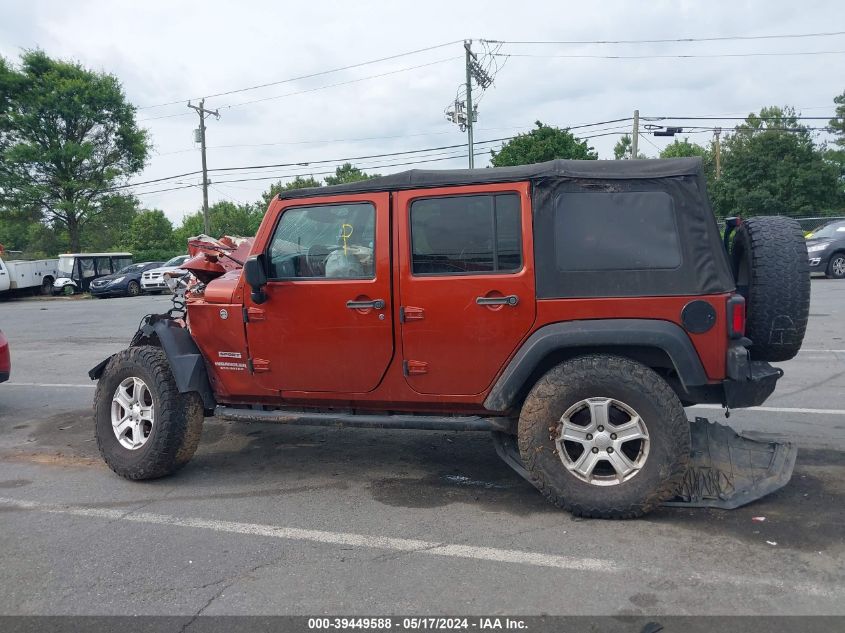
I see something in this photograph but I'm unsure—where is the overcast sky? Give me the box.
[1,0,843,224]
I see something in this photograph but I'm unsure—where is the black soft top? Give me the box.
[278,158,704,199]
[278,157,735,298]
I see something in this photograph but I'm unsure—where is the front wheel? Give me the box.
[827,253,845,279]
[518,355,690,519]
[94,346,204,479]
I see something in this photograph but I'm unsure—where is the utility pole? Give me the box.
[444,40,492,168]
[714,127,722,179]
[187,99,220,235]
[464,40,475,168]
[631,109,640,159]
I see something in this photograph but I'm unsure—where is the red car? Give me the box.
[90,158,810,518]
[0,329,9,383]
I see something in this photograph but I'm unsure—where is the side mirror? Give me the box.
[244,254,268,304]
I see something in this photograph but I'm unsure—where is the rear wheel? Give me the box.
[40,277,54,296]
[518,355,690,519]
[94,346,204,479]
[127,280,141,297]
[827,253,845,280]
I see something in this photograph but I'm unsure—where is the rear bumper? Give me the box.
[722,361,783,408]
[682,340,782,409]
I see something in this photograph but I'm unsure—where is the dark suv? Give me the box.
[89,158,810,518]
[807,219,845,279]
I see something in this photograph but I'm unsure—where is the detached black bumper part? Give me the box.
[663,417,797,509]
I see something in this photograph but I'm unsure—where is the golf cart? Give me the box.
[53,253,133,295]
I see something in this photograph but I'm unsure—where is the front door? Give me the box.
[244,193,393,394]
[396,183,536,396]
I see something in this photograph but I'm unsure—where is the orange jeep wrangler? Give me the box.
[90,158,809,518]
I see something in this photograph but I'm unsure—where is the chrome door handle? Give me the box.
[346,299,385,310]
[476,295,519,306]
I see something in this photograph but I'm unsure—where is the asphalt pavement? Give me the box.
[0,285,843,616]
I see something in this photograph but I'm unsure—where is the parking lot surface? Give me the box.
[0,285,843,616]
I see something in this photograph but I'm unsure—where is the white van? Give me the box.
[0,256,60,296]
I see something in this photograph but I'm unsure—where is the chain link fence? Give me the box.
[717,216,845,233]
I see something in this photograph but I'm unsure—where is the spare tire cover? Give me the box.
[731,216,810,362]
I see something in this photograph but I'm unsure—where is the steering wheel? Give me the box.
[306,244,333,276]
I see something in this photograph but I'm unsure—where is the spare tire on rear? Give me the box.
[731,216,810,362]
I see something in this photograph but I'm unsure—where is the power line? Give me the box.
[113,136,516,190]
[218,57,460,110]
[481,31,845,45]
[156,118,632,156]
[137,40,463,110]
[137,57,460,122]
[644,115,838,120]
[495,50,845,60]
[132,149,492,196]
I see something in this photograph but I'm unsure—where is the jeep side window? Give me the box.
[267,203,375,279]
[410,193,522,275]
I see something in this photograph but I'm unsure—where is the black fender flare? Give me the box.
[88,316,216,412]
[483,319,710,412]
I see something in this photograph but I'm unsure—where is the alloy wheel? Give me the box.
[111,377,154,450]
[555,397,650,486]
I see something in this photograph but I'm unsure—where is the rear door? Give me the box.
[396,183,536,395]
[244,193,394,394]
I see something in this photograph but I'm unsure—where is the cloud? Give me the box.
[1,0,842,223]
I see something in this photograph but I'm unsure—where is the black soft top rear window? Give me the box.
[553,191,681,272]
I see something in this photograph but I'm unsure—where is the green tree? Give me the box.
[659,137,715,181]
[260,176,322,208]
[130,209,174,251]
[324,162,381,186]
[613,134,646,160]
[82,194,139,251]
[491,121,597,166]
[709,106,842,217]
[0,51,150,251]
[174,201,263,244]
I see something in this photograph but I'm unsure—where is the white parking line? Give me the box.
[0,496,613,573]
[799,349,845,354]
[4,382,94,388]
[0,496,839,598]
[690,404,845,415]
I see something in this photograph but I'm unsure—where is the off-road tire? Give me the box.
[94,345,204,479]
[518,355,690,519]
[827,252,845,280]
[731,216,810,362]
